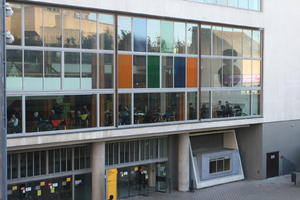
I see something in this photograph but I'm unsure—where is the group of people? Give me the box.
[214,100,243,118]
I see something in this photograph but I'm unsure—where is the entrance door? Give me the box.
[266,152,279,178]
[156,163,167,192]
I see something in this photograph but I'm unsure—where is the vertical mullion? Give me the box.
[61,51,64,90]
[97,93,100,127]
[131,92,134,125]
[210,91,213,118]
[22,95,25,133]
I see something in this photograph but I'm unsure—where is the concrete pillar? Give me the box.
[92,142,105,200]
[177,133,190,192]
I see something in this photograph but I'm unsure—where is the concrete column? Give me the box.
[177,133,190,192]
[92,142,105,200]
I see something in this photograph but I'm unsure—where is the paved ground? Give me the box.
[126,175,300,200]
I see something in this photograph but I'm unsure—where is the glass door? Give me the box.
[156,163,168,192]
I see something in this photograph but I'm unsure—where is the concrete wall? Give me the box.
[261,120,300,177]
[236,124,263,179]
[190,134,223,152]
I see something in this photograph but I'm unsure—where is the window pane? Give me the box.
[243,30,252,58]
[55,149,60,172]
[212,26,222,56]
[228,0,238,7]
[187,23,198,54]
[80,147,86,169]
[74,173,92,200]
[201,58,211,87]
[118,16,132,51]
[34,151,40,176]
[118,54,132,88]
[74,147,80,170]
[133,55,146,88]
[41,151,46,175]
[252,90,261,115]
[148,56,160,88]
[161,21,174,53]
[99,54,114,89]
[162,56,173,88]
[134,93,160,124]
[118,94,131,125]
[217,0,228,5]
[201,25,212,55]
[211,58,222,87]
[25,5,43,46]
[174,57,186,88]
[100,94,114,126]
[166,93,185,121]
[48,150,54,173]
[44,51,61,90]
[27,152,33,177]
[200,91,211,119]
[252,60,261,87]
[147,19,160,52]
[187,57,198,88]
[61,148,67,172]
[82,53,97,89]
[209,160,216,173]
[6,4,22,45]
[6,50,22,90]
[249,0,260,10]
[99,14,114,50]
[222,58,233,87]
[239,0,249,9]
[217,159,224,172]
[222,28,233,56]
[232,28,243,57]
[187,92,197,120]
[174,22,186,54]
[43,7,62,47]
[63,10,80,48]
[11,154,18,179]
[20,153,26,177]
[224,159,230,171]
[24,50,43,90]
[133,18,147,52]
[7,154,11,180]
[212,90,250,118]
[67,148,72,171]
[64,52,80,90]
[25,95,96,132]
[81,12,97,49]
[252,30,261,58]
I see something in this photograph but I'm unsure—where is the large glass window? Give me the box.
[187,23,198,55]
[99,14,114,50]
[200,91,211,119]
[63,10,80,48]
[81,12,97,49]
[118,94,131,125]
[133,55,146,88]
[212,26,223,56]
[99,54,114,89]
[25,95,96,132]
[44,51,61,90]
[82,53,97,89]
[147,56,160,88]
[161,21,174,53]
[24,51,43,90]
[24,5,43,46]
[133,18,147,52]
[6,4,22,45]
[6,50,22,90]
[174,22,186,54]
[64,52,80,90]
[147,19,160,52]
[162,56,173,88]
[7,97,22,134]
[43,7,62,47]
[187,92,197,120]
[100,94,114,126]
[118,16,132,51]
[201,25,212,55]
[174,57,186,88]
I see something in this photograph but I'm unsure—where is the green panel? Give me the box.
[161,21,174,53]
[148,56,160,88]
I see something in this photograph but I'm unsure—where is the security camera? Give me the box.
[6,32,15,44]
[5,3,14,17]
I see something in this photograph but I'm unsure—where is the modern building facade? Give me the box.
[4,0,300,199]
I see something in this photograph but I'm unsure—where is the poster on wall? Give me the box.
[106,168,118,200]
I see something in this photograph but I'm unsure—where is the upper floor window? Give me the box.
[191,0,261,11]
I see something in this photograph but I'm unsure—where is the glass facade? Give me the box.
[6,3,262,135]
[192,0,261,11]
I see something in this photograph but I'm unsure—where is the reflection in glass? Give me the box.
[99,54,114,89]
[82,53,97,89]
[63,10,80,48]
[75,174,92,200]
[201,25,212,55]
[64,52,80,90]
[148,56,160,88]
[252,30,261,58]
[100,94,114,126]
[44,51,61,90]
[162,56,173,88]
[25,95,97,132]
[118,94,131,125]
[161,21,174,53]
[243,29,252,58]
[43,7,62,47]
[187,23,198,54]
[147,19,160,52]
[212,90,250,118]
[239,0,249,9]
[24,50,43,90]
[232,28,243,57]
[212,26,223,56]
[228,0,238,7]
[6,50,22,90]
[200,91,211,119]
[174,57,186,88]
[249,0,260,10]
[201,58,211,87]
[174,22,186,54]
[25,5,43,46]
[99,14,114,50]
[252,60,261,87]
[222,58,233,87]
[7,97,22,134]
[187,92,197,120]
[133,18,147,52]
[211,58,222,87]
[133,55,146,88]
[81,12,97,49]
[166,93,185,121]
[6,4,22,45]
[118,16,132,51]
[252,90,260,115]
[235,59,252,87]
[222,27,233,56]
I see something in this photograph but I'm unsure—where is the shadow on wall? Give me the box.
[282,157,296,175]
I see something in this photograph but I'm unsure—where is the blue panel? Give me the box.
[133,18,147,52]
[174,57,186,88]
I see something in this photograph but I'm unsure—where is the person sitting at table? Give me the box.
[8,114,19,133]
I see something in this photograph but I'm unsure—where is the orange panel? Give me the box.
[187,57,198,88]
[118,54,132,88]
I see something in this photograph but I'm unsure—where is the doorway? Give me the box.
[266,152,279,178]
